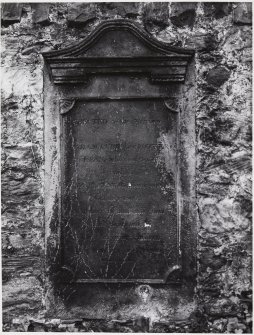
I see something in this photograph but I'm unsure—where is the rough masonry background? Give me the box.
[1,2,252,333]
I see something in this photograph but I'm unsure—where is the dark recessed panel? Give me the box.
[61,99,179,282]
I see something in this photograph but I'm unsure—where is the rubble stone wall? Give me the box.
[1,2,252,332]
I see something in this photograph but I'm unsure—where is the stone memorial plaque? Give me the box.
[43,20,194,283]
[61,98,178,282]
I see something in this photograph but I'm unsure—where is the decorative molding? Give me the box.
[42,19,194,85]
[59,96,180,115]
[163,98,179,113]
[59,99,76,115]
[74,278,180,284]
[60,265,182,284]
[163,265,181,283]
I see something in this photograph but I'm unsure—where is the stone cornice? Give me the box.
[42,19,194,85]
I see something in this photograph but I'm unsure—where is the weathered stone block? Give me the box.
[199,33,218,51]
[199,112,246,147]
[185,33,218,51]
[100,2,140,18]
[170,3,197,28]
[1,3,22,26]
[227,317,246,333]
[227,151,251,175]
[3,144,41,170]
[241,47,252,63]
[205,299,241,317]
[2,175,40,202]
[144,2,169,28]
[67,3,98,27]
[31,3,50,25]
[233,3,252,25]
[206,66,230,88]
[1,67,43,96]
[21,45,41,55]
[201,277,223,297]
[221,26,252,57]
[199,248,227,270]
[2,276,43,320]
[27,321,47,332]
[198,197,250,233]
[199,233,222,247]
[203,3,232,19]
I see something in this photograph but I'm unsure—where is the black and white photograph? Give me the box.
[1,1,252,333]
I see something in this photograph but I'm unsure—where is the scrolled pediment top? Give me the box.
[43,20,193,85]
[42,19,194,60]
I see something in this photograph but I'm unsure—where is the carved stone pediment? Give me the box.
[42,19,194,84]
